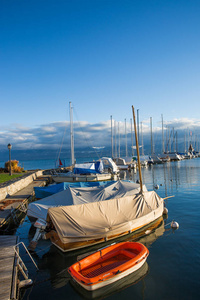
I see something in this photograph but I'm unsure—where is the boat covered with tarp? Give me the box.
[46,189,164,252]
[34,181,111,199]
[28,180,147,223]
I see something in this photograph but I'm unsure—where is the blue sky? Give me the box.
[1,0,200,150]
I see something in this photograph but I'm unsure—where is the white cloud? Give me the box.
[0,117,200,150]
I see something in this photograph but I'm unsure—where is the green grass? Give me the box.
[0,173,23,183]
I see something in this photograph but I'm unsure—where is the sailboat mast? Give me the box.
[69,101,75,166]
[130,118,134,156]
[118,122,120,157]
[110,115,113,158]
[162,114,164,153]
[137,109,140,147]
[114,121,117,157]
[125,118,128,157]
[132,106,143,193]
[184,130,186,153]
[169,128,171,152]
[141,122,144,156]
[150,117,153,156]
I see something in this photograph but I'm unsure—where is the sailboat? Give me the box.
[161,125,182,161]
[149,117,163,164]
[45,106,165,252]
[111,119,129,170]
[51,158,119,183]
[51,103,119,183]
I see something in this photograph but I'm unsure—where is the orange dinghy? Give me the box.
[68,242,149,291]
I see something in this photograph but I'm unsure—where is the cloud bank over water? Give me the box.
[0,117,200,152]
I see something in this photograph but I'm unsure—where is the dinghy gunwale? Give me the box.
[68,242,149,290]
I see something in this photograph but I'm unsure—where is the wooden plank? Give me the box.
[0,178,48,227]
[0,236,18,300]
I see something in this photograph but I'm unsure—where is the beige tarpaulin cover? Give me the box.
[28,180,147,221]
[47,191,163,244]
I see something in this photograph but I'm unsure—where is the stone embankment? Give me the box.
[0,170,52,231]
[0,170,44,201]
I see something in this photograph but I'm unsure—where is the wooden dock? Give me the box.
[0,175,50,232]
[0,174,51,299]
[0,235,19,300]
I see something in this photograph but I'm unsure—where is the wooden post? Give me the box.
[132,106,143,193]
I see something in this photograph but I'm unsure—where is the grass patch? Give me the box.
[0,173,23,183]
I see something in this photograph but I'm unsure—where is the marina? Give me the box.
[0,157,200,299]
[2,1,200,299]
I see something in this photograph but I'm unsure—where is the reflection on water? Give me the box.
[32,218,165,296]
[128,218,165,248]
[18,158,200,300]
[126,159,200,197]
[70,262,149,300]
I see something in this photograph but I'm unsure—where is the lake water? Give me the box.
[16,158,200,300]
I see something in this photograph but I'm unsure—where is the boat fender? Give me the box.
[18,279,33,289]
[163,207,168,215]
[145,230,152,235]
[154,184,159,189]
[171,220,179,229]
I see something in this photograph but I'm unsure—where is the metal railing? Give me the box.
[13,241,39,280]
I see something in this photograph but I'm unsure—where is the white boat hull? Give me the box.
[52,173,113,183]
[72,257,147,291]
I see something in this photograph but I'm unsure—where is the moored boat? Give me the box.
[113,157,129,170]
[45,189,164,252]
[70,261,148,299]
[68,241,149,291]
[51,158,119,183]
[28,180,146,223]
[33,181,113,200]
[45,106,165,253]
[162,152,182,161]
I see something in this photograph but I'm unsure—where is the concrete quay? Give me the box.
[0,170,51,232]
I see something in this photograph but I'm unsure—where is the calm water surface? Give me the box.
[17,159,200,300]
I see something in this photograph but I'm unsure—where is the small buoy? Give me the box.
[163,207,168,215]
[171,220,179,229]
[160,183,163,186]
[18,279,33,289]
[154,184,159,189]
